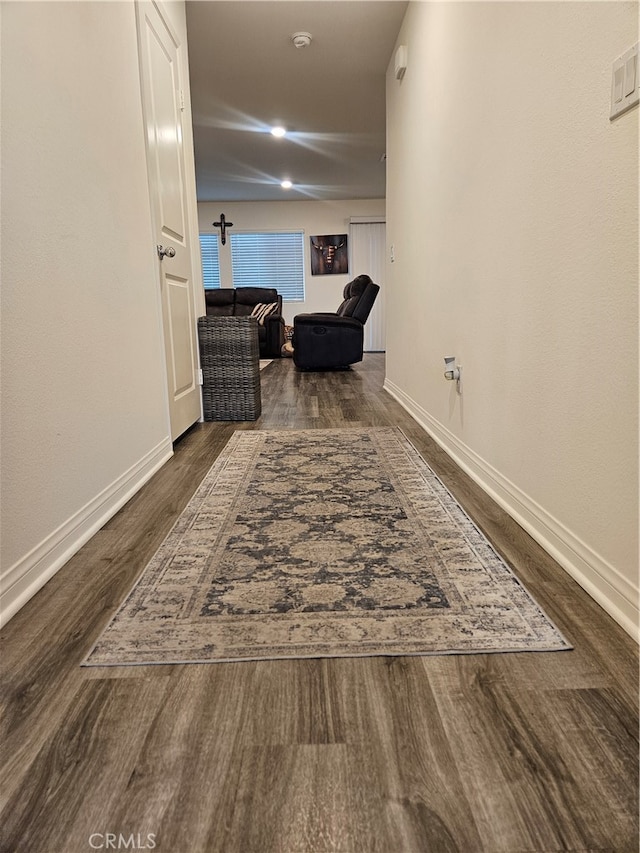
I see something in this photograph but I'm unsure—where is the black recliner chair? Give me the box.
[293,274,380,370]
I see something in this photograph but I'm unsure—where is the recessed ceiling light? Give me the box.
[280,180,293,189]
[271,126,286,138]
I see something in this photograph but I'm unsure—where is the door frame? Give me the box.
[135,0,205,438]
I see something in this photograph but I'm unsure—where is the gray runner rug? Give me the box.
[83,427,571,665]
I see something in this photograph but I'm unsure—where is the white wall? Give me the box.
[385,2,639,637]
[1,1,173,623]
[198,199,385,324]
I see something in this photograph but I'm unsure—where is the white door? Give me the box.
[137,1,200,440]
[350,220,386,351]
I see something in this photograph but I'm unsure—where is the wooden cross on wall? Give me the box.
[213,213,233,245]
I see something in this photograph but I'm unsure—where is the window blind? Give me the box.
[198,234,221,289]
[230,231,305,302]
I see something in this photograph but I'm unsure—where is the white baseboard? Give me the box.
[384,378,639,642]
[0,438,173,628]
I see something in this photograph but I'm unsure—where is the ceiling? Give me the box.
[185,1,408,202]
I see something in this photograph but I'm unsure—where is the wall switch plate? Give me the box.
[610,43,639,120]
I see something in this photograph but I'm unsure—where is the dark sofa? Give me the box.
[204,287,285,358]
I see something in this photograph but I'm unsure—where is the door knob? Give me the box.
[157,244,176,260]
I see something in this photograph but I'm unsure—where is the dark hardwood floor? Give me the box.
[1,354,637,853]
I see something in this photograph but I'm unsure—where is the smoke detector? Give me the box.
[291,31,312,49]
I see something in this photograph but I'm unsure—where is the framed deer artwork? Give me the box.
[310,234,349,275]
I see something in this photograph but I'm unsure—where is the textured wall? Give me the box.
[1,2,171,615]
[385,2,638,632]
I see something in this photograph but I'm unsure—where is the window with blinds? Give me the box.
[198,234,221,289]
[230,231,305,302]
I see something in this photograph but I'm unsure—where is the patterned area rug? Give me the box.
[83,428,571,665]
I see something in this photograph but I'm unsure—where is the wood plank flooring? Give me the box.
[1,354,637,853]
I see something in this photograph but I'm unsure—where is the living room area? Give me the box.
[1,1,638,850]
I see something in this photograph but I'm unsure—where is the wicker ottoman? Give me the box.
[197,316,261,421]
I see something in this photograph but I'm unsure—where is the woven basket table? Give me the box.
[197,316,261,421]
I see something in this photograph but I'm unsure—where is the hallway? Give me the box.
[1,355,637,852]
